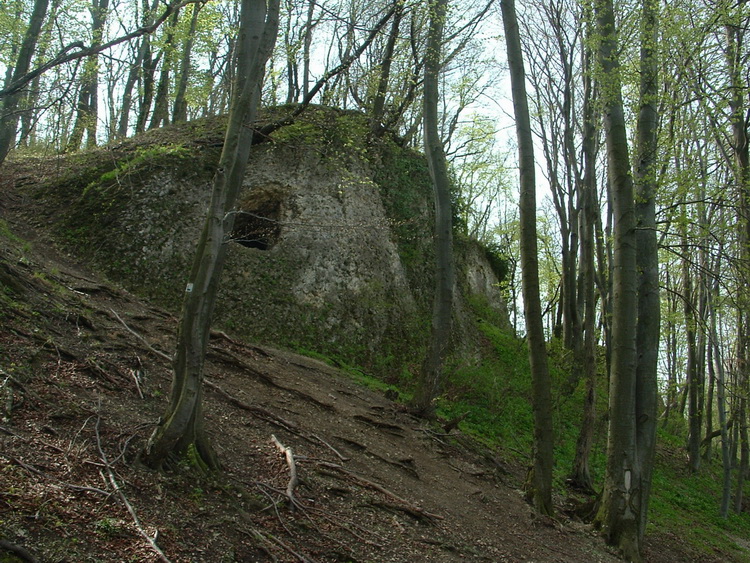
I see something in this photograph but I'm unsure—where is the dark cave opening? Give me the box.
[230,201,281,251]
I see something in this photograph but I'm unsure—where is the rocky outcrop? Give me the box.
[38,111,510,376]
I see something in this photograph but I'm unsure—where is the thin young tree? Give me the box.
[144,0,280,470]
[501,0,554,514]
[410,0,455,417]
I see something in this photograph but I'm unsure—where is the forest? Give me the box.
[1,0,750,561]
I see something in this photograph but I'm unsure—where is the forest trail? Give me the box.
[0,168,733,562]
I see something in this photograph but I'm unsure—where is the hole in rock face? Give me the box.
[231,200,281,250]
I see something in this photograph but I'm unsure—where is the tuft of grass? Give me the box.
[294,347,404,398]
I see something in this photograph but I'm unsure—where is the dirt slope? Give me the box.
[0,166,737,562]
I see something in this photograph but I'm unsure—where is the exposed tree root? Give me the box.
[314,461,443,522]
[0,539,39,563]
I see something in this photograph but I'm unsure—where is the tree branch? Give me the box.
[0,0,202,100]
[271,434,299,508]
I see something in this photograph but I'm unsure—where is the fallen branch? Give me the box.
[94,406,171,563]
[110,308,172,362]
[206,347,336,411]
[3,453,110,496]
[442,411,469,434]
[0,539,39,563]
[316,461,442,522]
[260,529,315,563]
[204,379,298,432]
[310,433,349,462]
[131,368,144,399]
[701,418,735,448]
[271,435,299,508]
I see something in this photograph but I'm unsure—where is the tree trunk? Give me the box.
[410,0,454,417]
[173,1,202,123]
[682,215,701,473]
[135,42,158,134]
[149,8,181,130]
[633,0,660,540]
[724,0,750,516]
[370,0,403,134]
[501,0,554,515]
[570,42,598,493]
[708,253,733,516]
[66,0,109,151]
[0,0,49,166]
[144,0,280,471]
[592,0,641,557]
[18,0,61,148]
[301,0,316,99]
[117,0,161,138]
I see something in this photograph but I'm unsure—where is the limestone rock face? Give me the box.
[43,116,510,375]
[217,145,420,368]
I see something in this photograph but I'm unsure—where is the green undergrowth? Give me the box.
[646,428,750,559]
[295,347,407,399]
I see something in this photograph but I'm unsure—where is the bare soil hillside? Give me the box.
[0,162,742,562]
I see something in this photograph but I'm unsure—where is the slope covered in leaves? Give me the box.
[0,209,619,562]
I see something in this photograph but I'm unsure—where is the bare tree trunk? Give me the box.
[633,0,660,540]
[149,8,181,130]
[709,254,732,517]
[662,269,678,426]
[144,0,280,471]
[410,0,455,418]
[682,214,702,473]
[19,0,61,148]
[725,0,750,515]
[135,42,158,134]
[0,0,49,166]
[117,0,160,138]
[66,0,110,151]
[570,42,598,493]
[734,371,749,513]
[370,0,403,134]
[501,0,554,515]
[592,0,642,556]
[173,1,202,123]
[301,0,316,99]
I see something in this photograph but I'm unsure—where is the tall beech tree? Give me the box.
[410,0,455,417]
[501,0,554,514]
[144,0,280,470]
[633,0,660,538]
[592,0,651,557]
[569,34,599,492]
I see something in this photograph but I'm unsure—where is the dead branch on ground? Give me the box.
[2,453,110,496]
[272,434,299,508]
[0,539,39,563]
[203,378,297,431]
[94,406,171,563]
[110,307,172,362]
[315,461,443,522]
